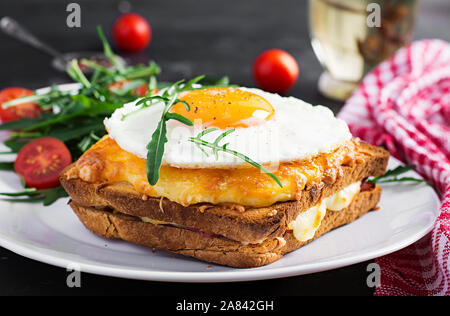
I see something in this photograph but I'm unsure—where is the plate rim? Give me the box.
[0,209,437,283]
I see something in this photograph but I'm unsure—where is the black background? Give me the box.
[0,0,449,296]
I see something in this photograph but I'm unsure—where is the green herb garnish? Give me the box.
[0,186,68,206]
[0,25,234,205]
[0,25,162,206]
[368,164,429,185]
[137,77,266,186]
[0,162,14,171]
[138,82,194,185]
[189,128,283,188]
[96,25,125,74]
[0,25,161,158]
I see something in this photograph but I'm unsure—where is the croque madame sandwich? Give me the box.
[60,85,389,268]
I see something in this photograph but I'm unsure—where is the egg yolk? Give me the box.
[171,88,275,129]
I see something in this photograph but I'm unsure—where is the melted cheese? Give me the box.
[325,181,361,211]
[141,218,168,225]
[288,181,361,242]
[74,136,359,207]
[136,182,361,244]
[288,201,327,242]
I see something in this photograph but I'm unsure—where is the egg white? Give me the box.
[104,87,352,168]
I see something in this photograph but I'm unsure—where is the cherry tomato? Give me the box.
[14,137,72,190]
[253,49,299,94]
[107,80,149,97]
[0,87,41,123]
[112,13,152,53]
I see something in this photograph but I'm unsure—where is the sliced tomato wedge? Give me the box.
[107,80,149,97]
[14,137,72,190]
[0,87,42,123]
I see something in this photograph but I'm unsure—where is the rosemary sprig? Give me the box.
[189,128,283,188]
[368,164,428,185]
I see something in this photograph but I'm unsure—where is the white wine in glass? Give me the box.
[309,0,418,101]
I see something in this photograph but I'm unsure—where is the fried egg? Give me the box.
[104,87,351,168]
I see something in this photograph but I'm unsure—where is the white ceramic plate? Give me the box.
[0,84,441,282]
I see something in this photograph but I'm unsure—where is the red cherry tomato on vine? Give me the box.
[14,137,72,190]
[253,49,299,94]
[0,87,41,123]
[112,13,152,53]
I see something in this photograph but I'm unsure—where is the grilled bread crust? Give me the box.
[69,185,382,268]
[60,142,389,243]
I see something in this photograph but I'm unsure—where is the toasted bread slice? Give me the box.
[60,142,389,243]
[69,185,382,268]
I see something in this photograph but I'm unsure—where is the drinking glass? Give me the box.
[309,0,418,101]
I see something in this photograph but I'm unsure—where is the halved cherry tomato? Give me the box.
[253,49,299,94]
[112,13,152,53]
[107,80,149,97]
[0,87,42,123]
[14,137,72,190]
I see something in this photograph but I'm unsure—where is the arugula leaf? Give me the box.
[197,75,231,87]
[0,197,47,203]
[148,76,157,91]
[374,177,427,184]
[0,188,41,197]
[0,186,68,206]
[108,79,146,96]
[97,25,125,74]
[368,165,428,185]
[165,112,194,126]
[0,113,55,131]
[9,131,42,138]
[42,186,69,206]
[3,139,28,153]
[144,91,193,185]
[0,162,14,171]
[77,130,104,152]
[47,121,105,142]
[67,59,92,88]
[178,75,206,92]
[79,58,116,77]
[70,94,122,115]
[380,165,416,178]
[124,61,161,80]
[146,119,168,185]
[126,76,235,186]
[1,90,69,109]
[189,128,283,188]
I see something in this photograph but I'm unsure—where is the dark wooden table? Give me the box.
[0,0,448,296]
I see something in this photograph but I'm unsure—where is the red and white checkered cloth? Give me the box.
[338,39,450,296]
